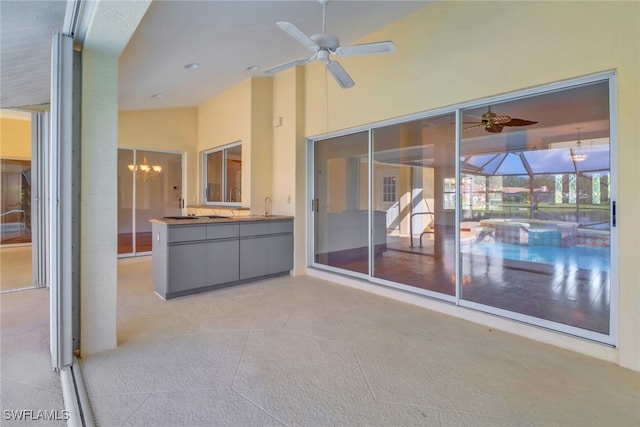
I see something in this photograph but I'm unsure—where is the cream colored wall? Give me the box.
[250,77,274,214]
[300,1,640,371]
[272,66,307,274]
[0,116,31,159]
[119,108,198,205]
[198,79,252,207]
[272,68,299,217]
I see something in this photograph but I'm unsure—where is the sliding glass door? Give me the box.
[459,80,612,337]
[1,159,31,245]
[118,149,183,256]
[310,75,614,343]
[313,132,369,276]
[371,114,456,297]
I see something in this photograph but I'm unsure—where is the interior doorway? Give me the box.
[117,149,183,256]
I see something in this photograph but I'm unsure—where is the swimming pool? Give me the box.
[462,242,610,272]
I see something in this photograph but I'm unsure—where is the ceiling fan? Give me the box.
[464,107,538,133]
[262,0,396,89]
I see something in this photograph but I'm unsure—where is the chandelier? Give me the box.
[128,154,162,180]
[570,128,588,163]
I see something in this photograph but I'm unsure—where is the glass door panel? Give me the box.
[118,149,182,256]
[117,149,134,255]
[313,132,369,275]
[1,159,32,245]
[134,151,182,254]
[372,114,456,296]
[459,80,611,335]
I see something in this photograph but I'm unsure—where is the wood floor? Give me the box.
[118,232,152,255]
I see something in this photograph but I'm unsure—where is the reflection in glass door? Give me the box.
[313,132,369,276]
[1,159,32,245]
[459,80,612,338]
[118,149,183,256]
[371,115,456,296]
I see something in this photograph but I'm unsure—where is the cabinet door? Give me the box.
[239,236,270,280]
[268,234,293,274]
[168,242,207,292]
[206,239,240,285]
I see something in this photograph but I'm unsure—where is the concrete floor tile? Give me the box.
[231,329,443,425]
[120,389,284,427]
[233,329,371,424]
[175,293,296,332]
[0,379,66,426]
[354,326,547,420]
[0,246,33,291]
[83,331,246,396]
[87,392,151,427]
[117,312,204,344]
[439,410,536,427]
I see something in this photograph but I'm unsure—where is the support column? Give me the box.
[79,49,118,355]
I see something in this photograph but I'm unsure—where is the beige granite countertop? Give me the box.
[150,215,293,225]
[186,205,250,210]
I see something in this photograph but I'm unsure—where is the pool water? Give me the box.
[462,242,610,272]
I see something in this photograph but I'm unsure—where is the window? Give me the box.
[382,176,396,202]
[203,143,242,204]
[443,177,456,210]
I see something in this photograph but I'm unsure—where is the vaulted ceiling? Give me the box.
[0,0,431,111]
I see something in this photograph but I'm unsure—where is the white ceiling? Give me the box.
[0,0,66,110]
[119,0,431,111]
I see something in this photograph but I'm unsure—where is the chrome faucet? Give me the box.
[264,196,272,216]
[229,187,241,202]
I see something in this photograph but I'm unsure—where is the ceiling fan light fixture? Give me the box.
[570,127,588,162]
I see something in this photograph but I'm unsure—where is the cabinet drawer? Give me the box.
[240,220,292,237]
[240,222,270,237]
[167,225,206,243]
[206,223,239,240]
[269,220,293,234]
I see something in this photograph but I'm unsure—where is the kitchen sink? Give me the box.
[198,215,230,219]
[163,216,194,220]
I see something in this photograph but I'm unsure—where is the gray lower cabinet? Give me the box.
[153,219,293,299]
[167,242,207,292]
[239,221,294,280]
[239,236,270,280]
[206,239,240,285]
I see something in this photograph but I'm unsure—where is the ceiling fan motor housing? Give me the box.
[311,33,340,51]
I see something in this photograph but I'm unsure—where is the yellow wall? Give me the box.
[119,108,198,205]
[0,116,31,159]
[250,77,274,213]
[197,77,275,213]
[300,1,640,370]
[198,79,252,207]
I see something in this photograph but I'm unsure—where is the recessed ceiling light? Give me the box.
[151,93,164,99]
[185,63,200,70]
[246,65,259,71]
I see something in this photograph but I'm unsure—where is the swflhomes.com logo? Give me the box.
[3,409,70,421]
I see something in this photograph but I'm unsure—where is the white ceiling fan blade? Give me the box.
[336,41,396,57]
[276,22,319,52]
[326,60,355,89]
[262,57,311,74]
